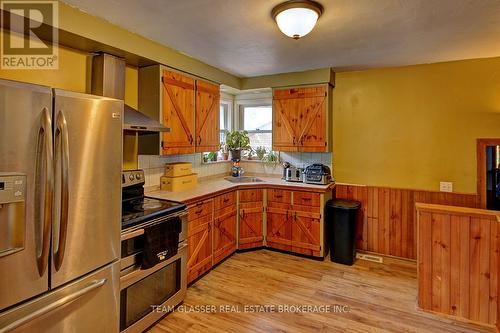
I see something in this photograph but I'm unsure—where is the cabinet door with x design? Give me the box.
[272,85,329,152]
[266,204,293,252]
[213,206,237,265]
[238,189,264,250]
[291,210,321,257]
[195,80,220,153]
[161,69,196,155]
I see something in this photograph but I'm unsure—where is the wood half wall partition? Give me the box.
[335,184,480,260]
[415,203,500,327]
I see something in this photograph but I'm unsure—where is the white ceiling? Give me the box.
[62,0,500,77]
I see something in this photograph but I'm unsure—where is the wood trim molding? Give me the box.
[416,203,500,220]
[477,138,500,209]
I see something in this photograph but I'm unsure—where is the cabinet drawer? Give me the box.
[268,189,291,204]
[188,213,212,233]
[187,199,213,222]
[214,191,236,210]
[239,189,263,203]
[293,191,320,207]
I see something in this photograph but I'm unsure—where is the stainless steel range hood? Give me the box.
[123,104,169,132]
[91,53,169,133]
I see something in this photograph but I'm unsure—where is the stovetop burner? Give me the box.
[122,197,186,230]
[121,170,187,230]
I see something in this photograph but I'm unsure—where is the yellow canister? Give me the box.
[164,162,192,177]
[160,173,198,192]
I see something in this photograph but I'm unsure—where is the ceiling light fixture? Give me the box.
[271,0,324,40]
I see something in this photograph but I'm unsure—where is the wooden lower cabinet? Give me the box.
[267,190,323,257]
[213,206,237,265]
[238,202,264,250]
[266,204,293,252]
[291,210,322,257]
[187,213,213,284]
[187,188,326,284]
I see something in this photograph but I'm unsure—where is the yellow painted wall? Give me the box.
[0,30,139,106]
[0,30,89,92]
[333,57,500,193]
[124,65,138,108]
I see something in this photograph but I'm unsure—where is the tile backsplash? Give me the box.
[138,152,333,187]
[138,154,231,187]
[279,152,332,169]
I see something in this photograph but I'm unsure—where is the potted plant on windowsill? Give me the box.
[255,146,267,161]
[221,143,229,160]
[225,130,251,161]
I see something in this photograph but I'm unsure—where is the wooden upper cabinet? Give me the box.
[161,69,196,155]
[195,80,220,152]
[272,85,331,152]
[138,65,220,156]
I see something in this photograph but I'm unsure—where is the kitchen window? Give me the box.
[220,102,229,143]
[239,105,272,151]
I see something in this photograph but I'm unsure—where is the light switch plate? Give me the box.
[439,181,453,192]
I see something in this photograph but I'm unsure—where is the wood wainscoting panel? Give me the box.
[335,184,480,260]
[416,204,500,326]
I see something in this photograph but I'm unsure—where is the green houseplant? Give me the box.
[225,130,250,161]
[255,146,267,160]
[262,151,280,165]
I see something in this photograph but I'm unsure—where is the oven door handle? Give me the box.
[121,228,145,241]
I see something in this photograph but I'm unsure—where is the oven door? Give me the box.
[119,242,187,333]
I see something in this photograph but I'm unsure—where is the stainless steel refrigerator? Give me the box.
[0,79,122,332]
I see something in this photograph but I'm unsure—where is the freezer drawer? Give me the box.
[0,261,120,333]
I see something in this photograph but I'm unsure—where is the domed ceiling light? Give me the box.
[272,0,324,40]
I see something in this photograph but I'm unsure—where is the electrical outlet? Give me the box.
[439,181,453,193]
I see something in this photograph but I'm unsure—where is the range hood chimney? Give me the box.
[91,53,169,133]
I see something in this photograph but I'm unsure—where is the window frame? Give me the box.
[238,104,273,134]
[219,98,232,142]
[237,104,273,152]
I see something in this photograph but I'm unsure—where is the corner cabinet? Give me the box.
[238,189,265,249]
[138,65,220,155]
[185,187,332,285]
[272,84,333,152]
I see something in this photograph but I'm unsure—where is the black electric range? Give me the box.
[121,170,186,230]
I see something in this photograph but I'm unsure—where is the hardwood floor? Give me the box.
[149,250,494,333]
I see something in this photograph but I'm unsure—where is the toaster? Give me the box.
[304,164,332,185]
[285,166,304,182]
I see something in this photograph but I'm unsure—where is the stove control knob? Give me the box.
[129,174,134,181]
[135,173,142,180]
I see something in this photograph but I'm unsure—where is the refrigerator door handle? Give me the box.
[53,110,70,271]
[0,279,107,333]
[35,107,53,277]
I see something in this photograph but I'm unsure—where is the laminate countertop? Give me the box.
[146,175,335,204]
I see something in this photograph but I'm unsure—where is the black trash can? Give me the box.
[326,199,361,265]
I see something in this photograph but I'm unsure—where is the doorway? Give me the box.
[477,139,500,210]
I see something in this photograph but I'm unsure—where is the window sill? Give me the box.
[201,159,232,165]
